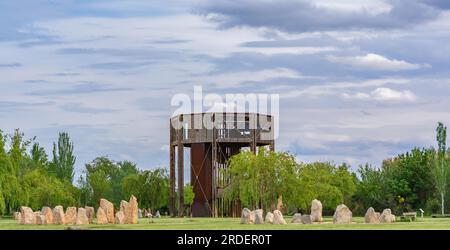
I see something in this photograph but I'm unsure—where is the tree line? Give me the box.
[1,122,449,216]
[224,122,450,216]
[0,129,188,216]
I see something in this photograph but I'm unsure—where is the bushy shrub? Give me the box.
[425,198,441,215]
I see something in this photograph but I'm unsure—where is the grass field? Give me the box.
[1,216,450,230]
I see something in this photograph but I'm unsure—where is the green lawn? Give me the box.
[1,216,449,230]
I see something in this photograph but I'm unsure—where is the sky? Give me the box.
[1,0,450,179]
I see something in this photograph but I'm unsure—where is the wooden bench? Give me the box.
[400,212,417,222]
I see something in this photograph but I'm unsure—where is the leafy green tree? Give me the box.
[353,147,437,215]
[87,169,112,204]
[51,132,76,182]
[275,152,302,211]
[224,148,287,210]
[77,175,92,207]
[353,164,382,209]
[384,148,434,212]
[0,173,23,215]
[83,157,114,205]
[0,130,9,213]
[332,163,358,204]
[139,168,169,211]
[8,129,33,175]
[122,173,143,199]
[184,184,194,215]
[434,122,448,215]
[113,161,139,203]
[118,167,171,212]
[0,189,4,214]
[223,150,255,209]
[83,157,140,206]
[1,129,29,215]
[22,169,77,210]
[296,162,356,213]
[31,142,48,168]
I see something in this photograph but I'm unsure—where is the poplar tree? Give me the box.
[51,132,76,183]
[434,122,448,215]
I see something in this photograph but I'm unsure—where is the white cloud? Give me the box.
[342,87,417,102]
[313,0,392,15]
[237,46,337,55]
[341,92,371,100]
[371,87,416,101]
[327,53,428,71]
[283,78,409,99]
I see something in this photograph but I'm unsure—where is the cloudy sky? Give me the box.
[1,0,450,179]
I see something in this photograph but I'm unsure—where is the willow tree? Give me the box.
[137,168,169,212]
[0,130,8,213]
[0,130,26,215]
[223,148,299,211]
[434,122,448,215]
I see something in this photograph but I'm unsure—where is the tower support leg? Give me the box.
[177,143,184,217]
[169,145,176,217]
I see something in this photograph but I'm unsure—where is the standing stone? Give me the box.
[41,206,54,224]
[301,214,312,224]
[13,212,21,220]
[333,204,352,224]
[85,206,95,223]
[76,207,89,225]
[129,195,138,224]
[379,209,396,223]
[138,209,143,218]
[119,200,128,212]
[65,207,77,225]
[19,206,35,225]
[254,209,264,224]
[311,199,323,222]
[365,207,380,224]
[265,212,274,224]
[120,200,130,223]
[155,211,160,218]
[272,210,286,225]
[36,213,46,225]
[100,198,115,223]
[115,211,125,224]
[240,208,254,224]
[53,206,65,225]
[36,216,44,225]
[96,207,108,224]
[291,213,302,223]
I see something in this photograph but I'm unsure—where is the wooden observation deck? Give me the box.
[169,112,275,217]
